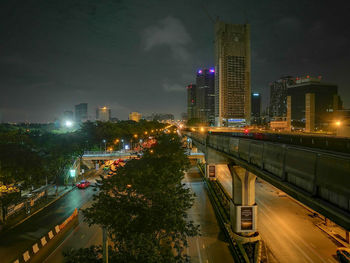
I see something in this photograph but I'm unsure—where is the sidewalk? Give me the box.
[1,185,74,232]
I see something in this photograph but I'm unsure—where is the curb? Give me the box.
[12,208,78,263]
[316,223,350,248]
[8,187,75,231]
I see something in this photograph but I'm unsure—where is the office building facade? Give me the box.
[269,76,295,118]
[187,84,197,120]
[251,93,261,124]
[287,76,339,131]
[196,68,215,125]
[75,103,88,122]
[129,112,142,122]
[96,107,111,122]
[214,21,251,126]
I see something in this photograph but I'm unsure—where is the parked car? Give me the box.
[337,247,350,263]
[76,180,90,189]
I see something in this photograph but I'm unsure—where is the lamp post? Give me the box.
[102,139,106,153]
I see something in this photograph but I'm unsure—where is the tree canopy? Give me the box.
[64,134,199,263]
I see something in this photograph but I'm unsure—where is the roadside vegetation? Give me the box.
[63,134,199,263]
[0,121,165,223]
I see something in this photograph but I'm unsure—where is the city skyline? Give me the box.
[0,0,349,123]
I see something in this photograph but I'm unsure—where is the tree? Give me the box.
[64,134,199,262]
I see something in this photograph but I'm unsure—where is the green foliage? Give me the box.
[65,134,199,263]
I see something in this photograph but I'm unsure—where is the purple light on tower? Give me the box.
[209,68,215,73]
[198,69,202,74]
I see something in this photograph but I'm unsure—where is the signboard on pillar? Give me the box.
[230,202,257,233]
[207,165,216,179]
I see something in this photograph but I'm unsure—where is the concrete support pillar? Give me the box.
[229,165,258,236]
[305,93,315,132]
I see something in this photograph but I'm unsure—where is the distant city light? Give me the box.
[65,120,73,127]
[209,68,215,73]
[198,69,202,74]
[125,145,129,150]
[253,93,259,96]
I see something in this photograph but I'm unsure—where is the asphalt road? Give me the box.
[0,185,96,263]
[184,165,235,263]
[43,200,102,263]
[216,164,340,263]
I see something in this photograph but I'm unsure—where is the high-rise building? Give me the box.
[196,68,215,125]
[187,84,197,120]
[287,76,339,131]
[75,103,88,122]
[251,93,261,117]
[129,112,142,122]
[214,21,251,127]
[96,106,111,122]
[269,76,295,118]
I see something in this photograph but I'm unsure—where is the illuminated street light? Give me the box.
[134,134,138,138]
[335,121,341,126]
[69,169,76,177]
[144,131,148,135]
[65,120,73,127]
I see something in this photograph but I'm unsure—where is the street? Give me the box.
[43,200,102,263]
[184,165,235,263]
[0,184,96,263]
[216,164,340,263]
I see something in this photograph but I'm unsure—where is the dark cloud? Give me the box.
[0,0,349,122]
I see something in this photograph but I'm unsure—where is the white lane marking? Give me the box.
[259,199,328,263]
[196,238,203,263]
[258,203,314,263]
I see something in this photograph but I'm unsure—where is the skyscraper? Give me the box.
[196,68,215,125]
[96,106,111,122]
[75,103,88,122]
[214,21,251,127]
[251,93,261,117]
[269,76,295,118]
[187,84,197,120]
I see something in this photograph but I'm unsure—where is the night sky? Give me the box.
[1,0,349,122]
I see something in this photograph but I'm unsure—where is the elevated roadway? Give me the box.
[184,131,350,231]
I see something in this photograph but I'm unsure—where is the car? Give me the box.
[337,247,350,263]
[76,180,90,189]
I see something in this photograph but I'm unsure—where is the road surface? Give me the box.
[216,164,340,263]
[43,200,102,263]
[184,165,234,263]
[0,185,96,263]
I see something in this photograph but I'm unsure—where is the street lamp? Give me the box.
[102,139,106,152]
